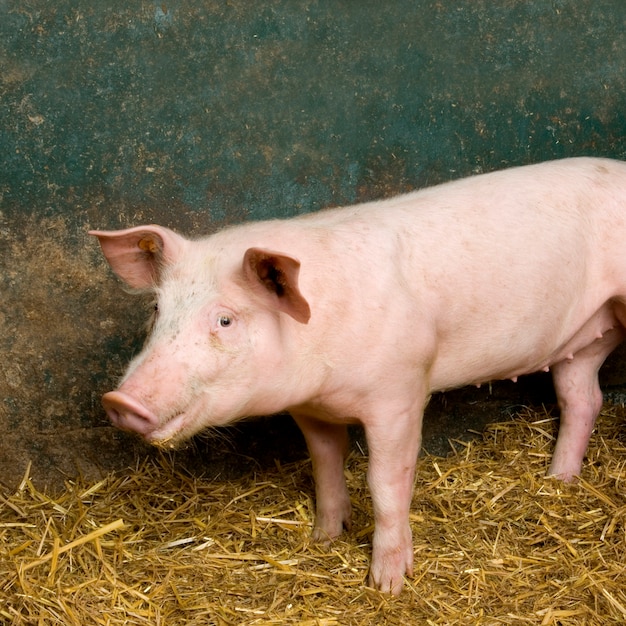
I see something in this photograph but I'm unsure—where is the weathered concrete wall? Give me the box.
[1,1,626,489]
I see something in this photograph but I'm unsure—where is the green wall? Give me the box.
[1,1,625,488]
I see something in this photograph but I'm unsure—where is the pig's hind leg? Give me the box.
[291,414,352,541]
[549,327,624,481]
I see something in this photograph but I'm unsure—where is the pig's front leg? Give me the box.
[364,408,422,596]
[291,414,352,540]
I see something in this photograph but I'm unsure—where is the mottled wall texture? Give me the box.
[2,1,626,489]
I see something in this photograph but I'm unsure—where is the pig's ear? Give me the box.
[89,225,186,289]
[243,248,311,324]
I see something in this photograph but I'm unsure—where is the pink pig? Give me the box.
[91,157,626,595]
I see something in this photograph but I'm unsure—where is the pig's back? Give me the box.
[290,157,626,391]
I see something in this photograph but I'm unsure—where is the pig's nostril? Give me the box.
[101,391,159,435]
[105,407,121,423]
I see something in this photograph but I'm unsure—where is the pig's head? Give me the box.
[90,225,311,447]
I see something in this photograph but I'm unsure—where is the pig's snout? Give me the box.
[102,391,159,437]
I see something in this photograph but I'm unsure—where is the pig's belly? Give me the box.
[543,303,620,364]
[437,301,621,391]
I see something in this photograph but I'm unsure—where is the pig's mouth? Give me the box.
[144,413,190,448]
[102,390,191,447]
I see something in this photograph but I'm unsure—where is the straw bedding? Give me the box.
[2,404,625,625]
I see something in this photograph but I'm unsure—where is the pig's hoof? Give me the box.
[369,528,414,595]
[312,527,335,545]
[311,501,352,543]
[367,570,406,597]
[546,464,581,484]
[368,556,412,596]
[546,472,579,484]
[311,518,351,544]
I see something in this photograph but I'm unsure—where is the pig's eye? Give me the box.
[218,315,232,328]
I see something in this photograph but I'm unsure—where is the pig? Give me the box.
[91,157,626,595]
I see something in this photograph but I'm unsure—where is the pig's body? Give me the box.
[92,157,626,595]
